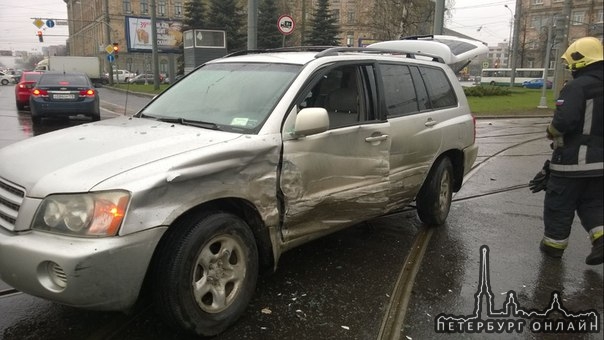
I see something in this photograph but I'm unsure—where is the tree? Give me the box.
[367,0,436,40]
[183,0,206,31]
[257,0,282,49]
[305,0,340,46]
[207,0,246,52]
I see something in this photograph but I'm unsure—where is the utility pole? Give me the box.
[248,0,257,49]
[510,0,521,88]
[538,22,553,109]
[151,0,160,90]
[433,0,445,35]
[553,0,573,96]
[104,0,113,85]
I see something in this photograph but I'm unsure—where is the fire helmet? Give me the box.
[561,37,603,70]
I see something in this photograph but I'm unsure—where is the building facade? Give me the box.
[64,0,439,76]
[517,0,603,69]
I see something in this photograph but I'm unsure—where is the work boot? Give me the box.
[540,240,564,258]
[585,237,603,265]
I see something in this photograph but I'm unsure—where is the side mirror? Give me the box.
[293,107,329,137]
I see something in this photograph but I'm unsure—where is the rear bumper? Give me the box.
[30,98,99,117]
[462,143,478,176]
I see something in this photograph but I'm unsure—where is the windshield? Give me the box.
[140,62,301,132]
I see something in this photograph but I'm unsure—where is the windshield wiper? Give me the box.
[154,116,221,130]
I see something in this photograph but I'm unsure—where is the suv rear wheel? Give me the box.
[152,211,259,336]
[416,158,453,226]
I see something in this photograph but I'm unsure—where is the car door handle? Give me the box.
[365,134,389,143]
[424,118,438,127]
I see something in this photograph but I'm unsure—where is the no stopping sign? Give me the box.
[277,15,295,35]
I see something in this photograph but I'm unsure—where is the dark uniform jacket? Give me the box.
[548,62,603,178]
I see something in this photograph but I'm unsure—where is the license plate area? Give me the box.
[51,92,76,100]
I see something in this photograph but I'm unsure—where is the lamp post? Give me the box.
[504,4,514,87]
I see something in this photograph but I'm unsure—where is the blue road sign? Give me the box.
[46,20,55,28]
[107,54,115,63]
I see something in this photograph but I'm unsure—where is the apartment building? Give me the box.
[518,0,603,68]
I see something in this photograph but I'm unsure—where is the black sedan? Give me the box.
[29,72,100,124]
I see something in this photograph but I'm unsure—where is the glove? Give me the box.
[529,160,550,193]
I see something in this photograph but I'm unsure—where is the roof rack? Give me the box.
[315,47,445,64]
[224,46,332,58]
[223,45,445,65]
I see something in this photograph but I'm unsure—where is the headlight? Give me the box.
[33,191,130,237]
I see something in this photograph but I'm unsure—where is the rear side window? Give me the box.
[419,67,457,109]
[380,64,419,117]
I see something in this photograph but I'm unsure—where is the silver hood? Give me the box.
[0,116,241,197]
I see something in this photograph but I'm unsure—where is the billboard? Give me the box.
[126,16,183,53]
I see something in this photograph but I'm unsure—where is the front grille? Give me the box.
[0,177,25,231]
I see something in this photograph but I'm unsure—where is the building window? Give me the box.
[532,0,543,5]
[530,16,542,29]
[123,0,132,14]
[597,9,603,23]
[572,11,585,25]
[158,0,166,17]
[333,9,340,22]
[141,0,148,14]
[347,10,355,24]
[175,2,183,17]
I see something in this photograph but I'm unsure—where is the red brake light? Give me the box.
[32,88,48,97]
[79,89,95,97]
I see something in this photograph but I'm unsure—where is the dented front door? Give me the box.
[279,122,391,242]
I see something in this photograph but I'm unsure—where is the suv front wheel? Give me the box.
[416,157,453,226]
[152,211,259,336]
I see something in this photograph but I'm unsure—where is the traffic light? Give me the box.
[37,31,43,43]
[112,42,119,57]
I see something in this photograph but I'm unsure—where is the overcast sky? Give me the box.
[0,0,515,53]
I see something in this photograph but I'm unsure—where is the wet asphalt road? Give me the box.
[0,85,602,339]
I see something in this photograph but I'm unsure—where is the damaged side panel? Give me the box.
[280,123,392,243]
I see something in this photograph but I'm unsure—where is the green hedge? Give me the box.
[463,85,512,97]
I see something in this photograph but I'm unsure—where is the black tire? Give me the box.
[152,212,259,336]
[416,157,453,226]
[16,101,25,110]
[91,113,101,122]
[1,79,8,85]
[490,81,496,86]
[31,115,42,125]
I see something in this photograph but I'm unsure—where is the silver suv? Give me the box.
[0,35,486,336]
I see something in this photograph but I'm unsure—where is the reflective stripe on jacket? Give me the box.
[549,62,603,178]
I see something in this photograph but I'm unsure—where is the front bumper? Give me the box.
[0,226,166,311]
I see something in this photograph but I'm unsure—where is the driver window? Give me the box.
[299,65,365,129]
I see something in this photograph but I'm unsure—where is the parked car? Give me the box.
[15,71,44,110]
[522,78,553,89]
[0,71,15,85]
[29,72,100,124]
[128,73,164,84]
[0,35,486,337]
[113,69,135,83]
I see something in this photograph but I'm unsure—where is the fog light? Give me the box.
[38,261,67,292]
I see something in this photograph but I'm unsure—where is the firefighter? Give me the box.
[530,37,603,265]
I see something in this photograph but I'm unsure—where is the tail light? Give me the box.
[79,89,95,97]
[31,88,48,97]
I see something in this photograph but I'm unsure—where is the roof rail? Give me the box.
[398,34,435,40]
[315,46,445,64]
[224,46,332,58]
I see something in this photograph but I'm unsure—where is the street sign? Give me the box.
[45,20,55,28]
[107,54,115,63]
[277,15,295,35]
[106,44,115,54]
[33,18,44,29]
